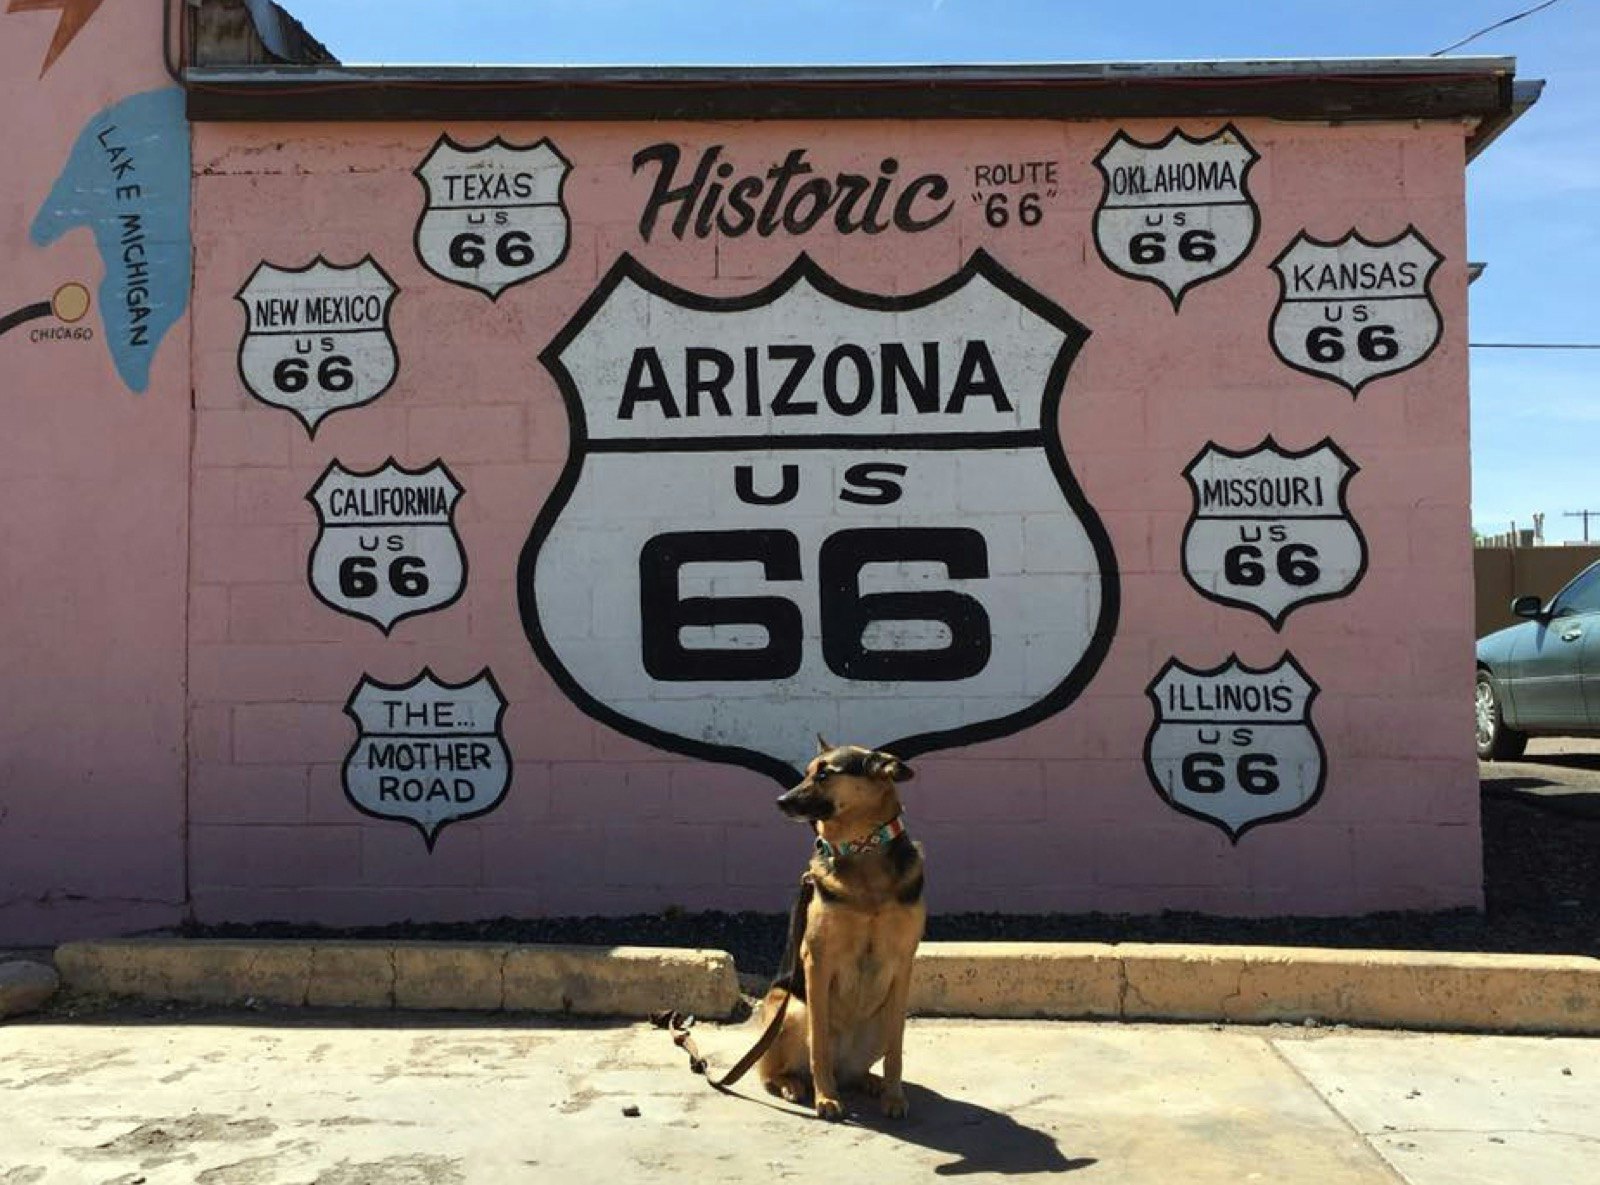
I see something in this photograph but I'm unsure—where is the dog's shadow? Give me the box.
[852,1083,1095,1176]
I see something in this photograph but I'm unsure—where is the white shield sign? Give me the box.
[235,256,399,435]
[414,134,571,299]
[521,250,1118,784]
[1145,654,1326,842]
[1181,438,1367,629]
[342,669,511,851]
[1269,226,1444,394]
[1093,124,1260,309]
[307,459,467,634]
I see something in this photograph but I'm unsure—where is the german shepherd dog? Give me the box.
[757,739,925,1121]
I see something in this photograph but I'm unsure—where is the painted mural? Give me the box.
[1,2,1491,933]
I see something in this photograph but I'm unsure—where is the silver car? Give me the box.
[1476,560,1600,760]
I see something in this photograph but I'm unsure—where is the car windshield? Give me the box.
[1549,563,1600,617]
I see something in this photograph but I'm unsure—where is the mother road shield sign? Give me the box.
[520,250,1119,783]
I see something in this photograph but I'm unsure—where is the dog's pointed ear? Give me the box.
[871,751,915,782]
[816,733,832,754]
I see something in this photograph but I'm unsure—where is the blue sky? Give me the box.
[289,0,1599,542]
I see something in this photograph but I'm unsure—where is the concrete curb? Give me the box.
[909,943,1600,1033]
[55,940,742,1020]
[51,939,1600,1033]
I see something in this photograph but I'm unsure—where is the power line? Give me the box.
[1470,342,1600,350]
[1431,0,1566,55]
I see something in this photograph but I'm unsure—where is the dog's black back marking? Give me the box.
[890,835,925,903]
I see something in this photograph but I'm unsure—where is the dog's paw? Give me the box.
[815,1094,846,1122]
[764,1074,808,1104]
[879,1088,909,1120]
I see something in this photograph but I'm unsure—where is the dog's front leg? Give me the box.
[877,959,914,1119]
[802,948,843,1121]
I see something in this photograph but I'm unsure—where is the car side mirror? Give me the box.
[1511,594,1545,619]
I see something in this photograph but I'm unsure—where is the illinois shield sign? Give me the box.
[519,250,1118,783]
[1145,653,1326,841]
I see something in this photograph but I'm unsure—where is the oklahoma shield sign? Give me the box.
[342,669,511,850]
[520,250,1118,783]
[1092,124,1260,308]
[1145,654,1326,842]
[307,459,467,634]
[1269,226,1444,394]
[1181,437,1367,629]
[235,257,399,434]
[414,134,572,299]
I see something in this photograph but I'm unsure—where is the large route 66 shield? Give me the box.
[1269,226,1443,395]
[235,256,399,435]
[1181,437,1367,630]
[1145,654,1326,842]
[520,250,1119,784]
[343,668,511,851]
[414,134,571,300]
[307,459,467,634]
[1093,124,1260,309]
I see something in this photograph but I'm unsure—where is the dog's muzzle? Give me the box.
[776,783,833,821]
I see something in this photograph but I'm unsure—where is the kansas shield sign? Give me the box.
[1145,654,1326,842]
[520,250,1119,783]
[307,459,467,634]
[414,134,571,299]
[1093,124,1260,309]
[342,668,511,850]
[1181,437,1367,629]
[1269,226,1443,395]
[235,256,399,435]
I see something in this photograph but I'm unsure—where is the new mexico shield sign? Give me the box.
[414,134,571,299]
[520,251,1119,784]
[235,256,399,434]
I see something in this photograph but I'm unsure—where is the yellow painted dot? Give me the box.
[52,282,91,324]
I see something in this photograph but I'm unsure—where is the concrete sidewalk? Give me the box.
[0,1011,1593,1184]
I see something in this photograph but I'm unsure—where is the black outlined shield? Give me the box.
[1269,226,1443,395]
[520,250,1119,784]
[307,459,467,634]
[1181,437,1367,629]
[414,134,572,299]
[1093,124,1260,309]
[235,256,399,435]
[1145,654,1326,842]
[342,668,511,851]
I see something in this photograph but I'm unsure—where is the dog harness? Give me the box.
[814,815,907,871]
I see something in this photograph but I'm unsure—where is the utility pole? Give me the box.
[1564,510,1600,543]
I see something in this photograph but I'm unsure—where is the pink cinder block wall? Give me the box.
[183,113,1477,926]
[0,1,190,941]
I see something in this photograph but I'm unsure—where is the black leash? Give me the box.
[653,873,814,1090]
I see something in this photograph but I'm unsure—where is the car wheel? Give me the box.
[1475,670,1527,761]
